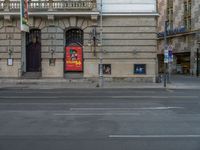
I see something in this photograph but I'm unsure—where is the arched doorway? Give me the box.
[26,29,41,72]
[65,28,84,78]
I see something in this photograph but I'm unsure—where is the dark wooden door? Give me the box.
[26,29,41,72]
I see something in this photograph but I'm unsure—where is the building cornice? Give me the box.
[0,11,159,17]
[0,11,100,17]
[157,29,200,40]
[102,12,159,16]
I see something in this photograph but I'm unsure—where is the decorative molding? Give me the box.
[4,15,11,21]
[69,17,77,27]
[47,15,54,20]
[0,11,100,16]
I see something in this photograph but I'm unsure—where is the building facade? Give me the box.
[0,0,158,82]
[157,0,200,75]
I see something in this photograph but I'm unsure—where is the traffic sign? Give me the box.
[168,45,173,63]
[164,49,169,63]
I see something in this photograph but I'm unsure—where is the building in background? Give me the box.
[157,0,200,75]
[0,0,158,82]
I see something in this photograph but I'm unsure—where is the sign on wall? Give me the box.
[20,0,29,32]
[99,64,111,75]
[164,49,169,63]
[65,46,83,72]
[134,64,146,74]
[168,45,173,63]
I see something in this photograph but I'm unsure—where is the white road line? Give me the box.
[112,96,168,99]
[170,96,199,98]
[70,107,184,111]
[112,96,199,99]
[0,95,198,99]
[166,89,174,93]
[0,102,145,105]
[0,91,156,94]
[109,135,200,138]
[0,96,111,99]
[54,113,139,116]
[0,97,58,99]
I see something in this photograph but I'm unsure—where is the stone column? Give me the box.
[21,31,26,74]
[48,0,53,11]
[92,0,97,11]
[4,0,9,11]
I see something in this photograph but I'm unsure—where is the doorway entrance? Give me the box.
[26,29,41,72]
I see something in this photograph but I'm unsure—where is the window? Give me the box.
[167,0,173,30]
[184,0,192,31]
[66,28,83,46]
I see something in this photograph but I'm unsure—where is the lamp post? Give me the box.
[99,0,103,87]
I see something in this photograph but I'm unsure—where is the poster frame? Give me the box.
[64,46,83,72]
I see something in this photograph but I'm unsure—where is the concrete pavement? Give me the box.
[0,88,200,150]
[0,75,200,89]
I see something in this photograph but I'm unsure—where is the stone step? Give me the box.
[64,73,84,79]
[22,72,41,79]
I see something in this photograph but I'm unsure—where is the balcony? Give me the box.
[0,0,98,17]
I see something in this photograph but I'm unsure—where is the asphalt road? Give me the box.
[0,88,200,150]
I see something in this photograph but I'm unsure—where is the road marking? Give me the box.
[166,89,174,93]
[112,96,168,99]
[0,95,198,99]
[170,96,199,98]
[0,96,111,99]
[0,90,156,94]
[53,113,139,116]
[112,96,199,99]
[0,96,58,99]
[109,135,200,138]
[0,102,148,105]
[70,107,184,111]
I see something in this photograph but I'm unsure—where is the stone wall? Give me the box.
[84,16,157,82]
[158,0,200,32]
[0,20,21,77]
[0,15,157,82]
[157,0,200,74]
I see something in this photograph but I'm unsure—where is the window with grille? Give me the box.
[66,28,83,46]
[167,0,173,30]
[184,0,192,31]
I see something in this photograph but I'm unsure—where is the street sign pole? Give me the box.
[197,48,199,77]
[168,45,173,83]
[99,0,104,87]
[20,0,29,76]
[164,21,168,88]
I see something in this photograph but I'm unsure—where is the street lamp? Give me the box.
[88,27,100,56]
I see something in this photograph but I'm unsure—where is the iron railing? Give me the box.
[0,0,95,11]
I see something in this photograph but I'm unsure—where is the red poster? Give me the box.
[65,46,83,71]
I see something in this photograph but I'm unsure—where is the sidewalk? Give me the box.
[166,75,200,89]
[0,75,200,89]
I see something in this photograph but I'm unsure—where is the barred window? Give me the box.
[167,0,173,30]
[184,0,192,31]
[66,28,83,46]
